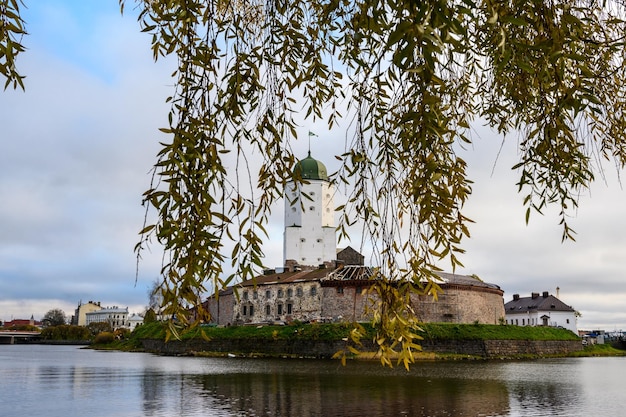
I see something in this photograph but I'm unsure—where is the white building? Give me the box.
[504,291,578,333]
[85,306,129,330]
[127,313,144,331]
[283,152,336,267]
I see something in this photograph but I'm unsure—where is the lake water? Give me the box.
[0,344,624,416]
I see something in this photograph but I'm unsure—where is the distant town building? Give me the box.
[2,315,42,328]
[127,313,144,331]
[71,300,102,326]
[504,291,578,333]
[85,306,129,330]
[205,152,506,326]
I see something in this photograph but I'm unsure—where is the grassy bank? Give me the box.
[420,323,580,341]
[99,322,626,359]
[110,321,578,349]
[127,321,580,343]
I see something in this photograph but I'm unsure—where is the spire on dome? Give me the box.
[293,152,328,181]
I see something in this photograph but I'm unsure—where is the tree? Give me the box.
[4,0,626,368]
[42,309,66,327]
[87,321,113,336]
[143,308,157,324]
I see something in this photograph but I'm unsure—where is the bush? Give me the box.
[93,332,116,344]
[40,325,90,341]
[114,328,131,340]
[87,322,113,336]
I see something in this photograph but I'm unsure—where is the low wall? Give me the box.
[421,339,582,358]
[141,338,582,359]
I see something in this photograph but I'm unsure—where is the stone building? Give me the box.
[205,152,505,326]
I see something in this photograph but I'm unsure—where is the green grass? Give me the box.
[122,321,579,346]
[569,343,626,357]
[419,322,580,341]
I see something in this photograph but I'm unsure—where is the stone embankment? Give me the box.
[141,338,582,359]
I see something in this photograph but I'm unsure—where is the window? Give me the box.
[243,306,247,316]
[522,319,525,325]
[300,238,306,243]
[310,286,317,296]
[266,305,271,315]
[296,287,303,297]
[356,287,362,295]
[278,289,284,298]
[278,304,283,315]
[566,319,570,324]
[337,287,344,294]
[287,304,292,314]
[316,238,322,243]
[291,207,296,212]
[309,206,315,211]
[249,305,254,316]
[243,291,248,301]
[253,291,258,300]
[287,288,293,298]
[266,290,271,298]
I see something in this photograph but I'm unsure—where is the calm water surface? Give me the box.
[0,344,624,416]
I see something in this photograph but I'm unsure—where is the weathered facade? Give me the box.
[205,267,506,326]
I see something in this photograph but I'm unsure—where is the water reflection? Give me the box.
[3,346,626,417]
[139,359,511,416]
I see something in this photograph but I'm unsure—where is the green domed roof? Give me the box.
[293,152,328,181]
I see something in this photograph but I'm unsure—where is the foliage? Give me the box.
[1,324,39,331]
[87,321,113,336]
[0,0,26,89]
[115,328,131,340]
[42,309,67,327]
[93,331,116,345]
[4,0,626,367]
[143,308,157,323]
[40,325,91,341]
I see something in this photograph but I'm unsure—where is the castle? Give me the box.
[205,153,505,325]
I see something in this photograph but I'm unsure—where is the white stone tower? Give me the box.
[283,152,336,267]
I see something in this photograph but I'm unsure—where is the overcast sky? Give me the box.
[2,2,625,331]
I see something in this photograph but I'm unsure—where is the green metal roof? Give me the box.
[293,152,328,181]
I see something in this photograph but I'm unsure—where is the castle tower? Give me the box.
[283,152,336,267]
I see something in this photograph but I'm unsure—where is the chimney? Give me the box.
[513,294,520,301]
[556,286,560,298]
[531,292,539,299]
[542,291,549,298]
